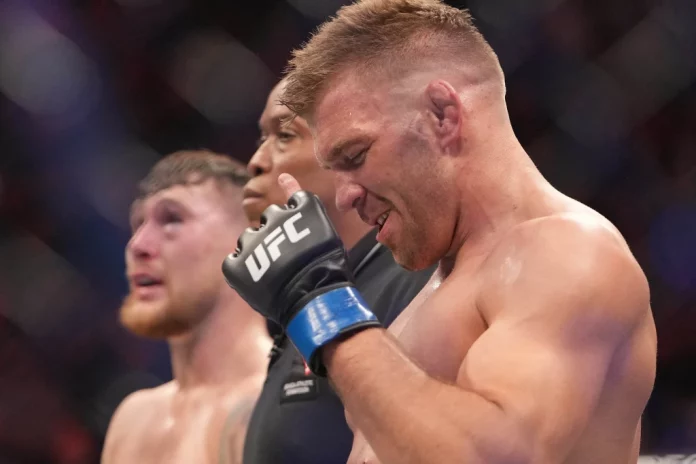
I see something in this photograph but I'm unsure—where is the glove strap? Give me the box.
[287,286,379,376]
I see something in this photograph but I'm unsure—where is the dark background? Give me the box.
[0,0,694,461]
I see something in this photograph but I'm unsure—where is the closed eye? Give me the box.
[277,131,296,143]
[323,139,372,171]
[163,212,182,224]
[341,147,369,171]
[352,149,367,165]
[157,207,183,226]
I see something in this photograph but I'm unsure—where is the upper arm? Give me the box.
[460,217,648,462]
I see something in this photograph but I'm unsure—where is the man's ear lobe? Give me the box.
[426,80,462,154]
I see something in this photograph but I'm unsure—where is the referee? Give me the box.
[240,78,434,463]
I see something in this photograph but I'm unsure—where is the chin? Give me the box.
[119,295,192,339]
[391,241,440,272]
[394,255,429,272]
[241,209,261,229]
[389,247,418,271]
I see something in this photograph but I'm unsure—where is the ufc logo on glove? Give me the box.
[245,212,311,282]
[222,191,381,376]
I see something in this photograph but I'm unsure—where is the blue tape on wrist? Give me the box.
[287,286,377,362]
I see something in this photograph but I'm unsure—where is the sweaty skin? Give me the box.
[277,65,657,464]
[340,214,654,464]
[103,178,271,464]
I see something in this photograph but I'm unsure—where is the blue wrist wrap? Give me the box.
[286,286,377,365]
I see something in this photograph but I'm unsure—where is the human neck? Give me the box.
[328,208,373,251]
[168,296,271,391]
[447,138,555,267]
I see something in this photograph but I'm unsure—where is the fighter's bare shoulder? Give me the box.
[113,382,175,423]
[478,210,650,329]
[102,382,174,462]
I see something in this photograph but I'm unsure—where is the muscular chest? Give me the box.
[388,276,487,382]
[117,402,226,464]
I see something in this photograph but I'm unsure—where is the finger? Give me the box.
[278,173,302,199]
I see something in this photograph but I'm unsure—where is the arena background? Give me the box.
[0,0,694,462]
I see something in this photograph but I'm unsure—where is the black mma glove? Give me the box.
[222,190,380,376]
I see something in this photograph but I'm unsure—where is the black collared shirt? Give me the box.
[243,230,435,464]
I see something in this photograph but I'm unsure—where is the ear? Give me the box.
[425,80,462,155]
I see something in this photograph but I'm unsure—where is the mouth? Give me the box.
[129,274,164,296]
[134,275,162,286]
[242,188,266,209]
[242,187,263,200]
[375,210,391,232]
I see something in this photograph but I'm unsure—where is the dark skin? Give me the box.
[244,80,370,250]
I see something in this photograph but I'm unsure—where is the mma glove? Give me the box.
[222,191,381,376]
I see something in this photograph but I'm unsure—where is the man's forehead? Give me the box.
[130,181,221,216]
[130,189,181,220]
[314,77,371,122]
[313,85,382,162]
[259,97,294,128]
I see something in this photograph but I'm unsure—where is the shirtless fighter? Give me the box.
[103,151,272,464]
[222,1,657,463]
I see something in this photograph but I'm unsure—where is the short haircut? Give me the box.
[281,0,502,119]
[136,149,249,200]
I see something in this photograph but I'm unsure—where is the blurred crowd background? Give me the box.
[0,0,694,462]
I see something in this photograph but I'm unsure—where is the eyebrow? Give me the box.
[320,137,370,170]
[129,197,185,227]
[258,112,296,133]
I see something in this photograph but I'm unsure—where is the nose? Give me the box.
[334,173,366,213]
[126,224,158,262]
[247,142,271,177]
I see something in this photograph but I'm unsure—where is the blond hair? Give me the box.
[281,0,502,119]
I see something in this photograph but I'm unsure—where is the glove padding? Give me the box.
[222,190,380,375]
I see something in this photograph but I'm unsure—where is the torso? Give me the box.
[393,273,653,464]
[352,206,656,464]
[107,381,260,464]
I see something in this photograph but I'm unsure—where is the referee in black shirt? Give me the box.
[240,79,434,464]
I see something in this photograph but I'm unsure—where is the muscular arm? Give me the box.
[325,218,651,464]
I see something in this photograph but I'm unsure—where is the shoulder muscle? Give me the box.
[482,213,649,338]
[102,387,164,463]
